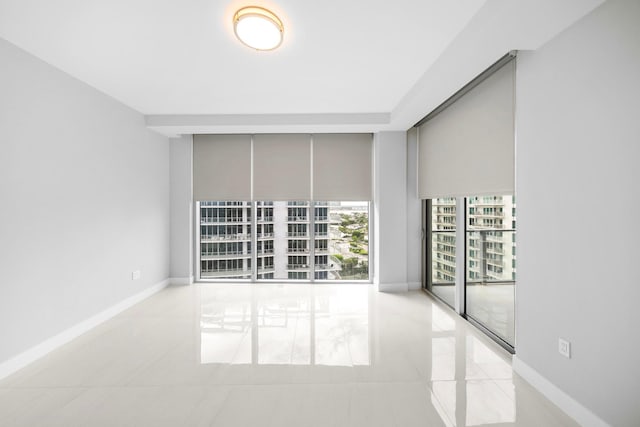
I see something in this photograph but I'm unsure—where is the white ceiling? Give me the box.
[0,0,604,135]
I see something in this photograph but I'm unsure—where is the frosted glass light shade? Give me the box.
[233,6,283,51]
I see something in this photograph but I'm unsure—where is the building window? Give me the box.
[199,201,252,280]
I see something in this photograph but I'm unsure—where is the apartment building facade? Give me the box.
[199,201,368,281]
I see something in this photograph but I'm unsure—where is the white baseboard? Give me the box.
[0,278,170,381]
[408,281,421,290]
[170,276,194,285]
[377,282,409,292]
[512,356,610,427]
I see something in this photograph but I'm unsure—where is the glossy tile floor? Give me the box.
[0,284,577,427]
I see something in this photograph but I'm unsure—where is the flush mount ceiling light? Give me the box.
[233,6,284,51]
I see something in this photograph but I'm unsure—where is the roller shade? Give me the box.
[418,58,515,199]
[193,134,251,201]
[253,134,311,200]
[313,133,372,201]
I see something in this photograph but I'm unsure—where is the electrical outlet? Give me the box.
[558,338,571,358]
[131,270,141,280]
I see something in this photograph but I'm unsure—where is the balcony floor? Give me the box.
[431,283,515,346]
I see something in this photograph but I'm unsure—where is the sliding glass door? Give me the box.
[423,195,516,350]
[465,195,516,347]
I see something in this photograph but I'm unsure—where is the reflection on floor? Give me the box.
[0,284,575,426]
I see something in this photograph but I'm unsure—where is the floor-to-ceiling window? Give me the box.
[193,133,373,284]
[317,201,369,281]
[198,201,370,283]
[423,195,516,350]
[465,195,516,347]
[417,54,516,350]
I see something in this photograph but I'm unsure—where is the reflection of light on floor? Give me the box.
[431,337,455,381]
[201,304,252,364]
[466,380,515,426]
[200,286,370,366]
[432,379,515,426]
[432,381,457,426]
[430,325,516,425]
[432,303,456,332]
[431,383,456,427]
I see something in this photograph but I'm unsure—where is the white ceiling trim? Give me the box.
[146,113,390,137]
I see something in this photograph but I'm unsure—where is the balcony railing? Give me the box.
[287,232,308,237]
[201,252,252,259]
[287,216,308,222]
[287,248,309,253]
[257,233,274,239]
[200,218,248,224]
[201,202,247,207]
[287,264,309,270]
[201,234,250,241]
[201,269,251,278]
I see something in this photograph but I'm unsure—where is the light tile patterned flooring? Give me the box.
[0,284,577,426]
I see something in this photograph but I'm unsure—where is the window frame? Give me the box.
[196,201,372,284]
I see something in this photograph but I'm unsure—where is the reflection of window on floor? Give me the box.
[200,287,371,366]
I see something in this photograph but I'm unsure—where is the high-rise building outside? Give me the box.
[467,195,516,283]
[430,195,516,285]
[431,197,457,284]
[199,201,369,281]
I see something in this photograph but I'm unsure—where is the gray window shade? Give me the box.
[418,60,515,199]
[193,134,252,201]
[253,134,311,200]
[313,133,372,201]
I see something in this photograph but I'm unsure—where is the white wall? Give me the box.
[0,38,170,366]
[515,1,640,425]
[169,136,193,283]
[373,131,408,291]
[406,128,422,289]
